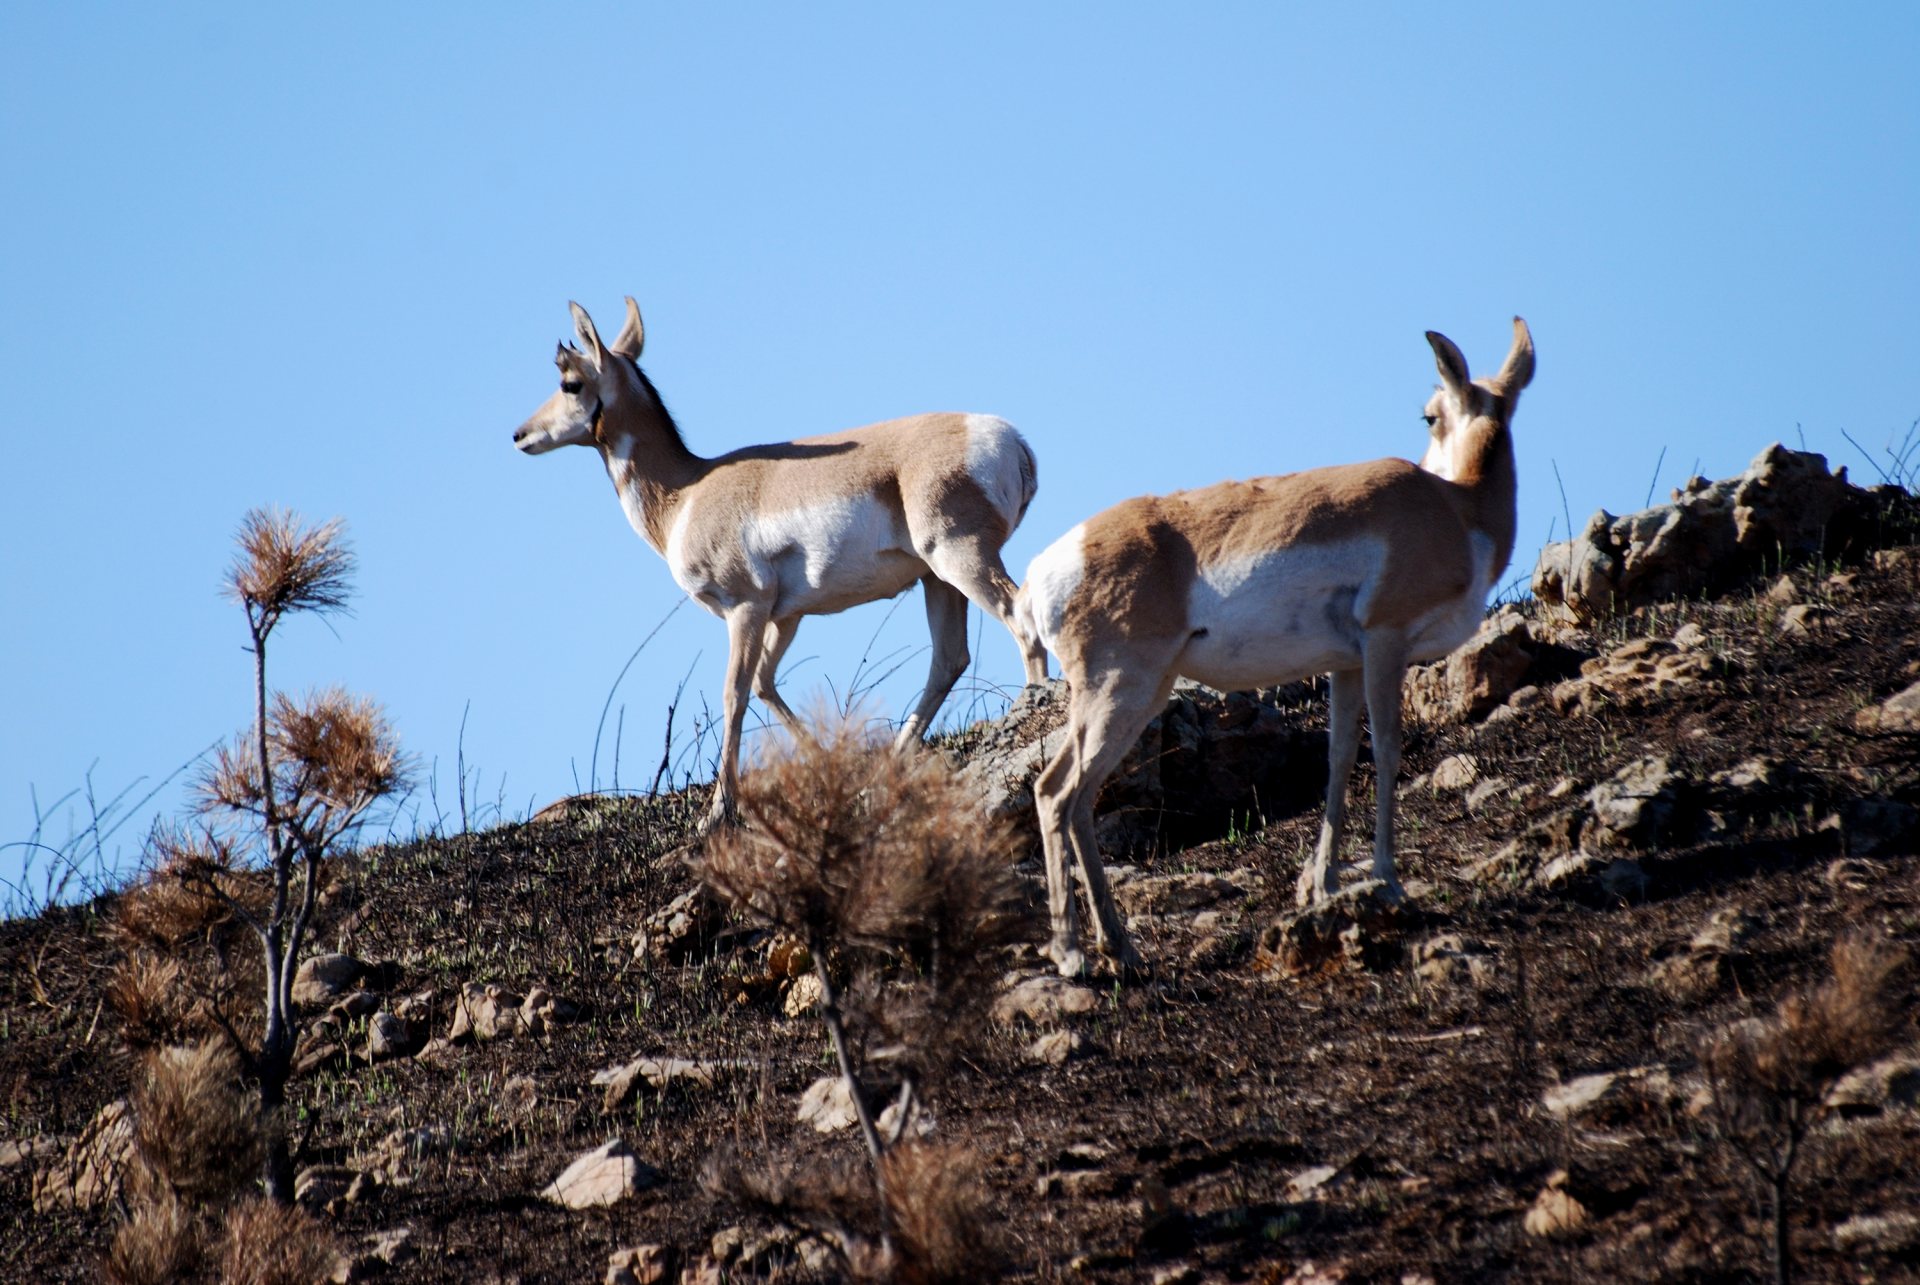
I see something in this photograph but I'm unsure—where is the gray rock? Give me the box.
[992,974,1101,1025]
[1534,444,1865,621]
[540,1139,658,1209]
[292,952,365,1007]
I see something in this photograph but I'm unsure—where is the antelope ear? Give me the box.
[609,296,645,359]
[1493,316,1535,394]
[568,301,606,371]
[1426,330,1471,399]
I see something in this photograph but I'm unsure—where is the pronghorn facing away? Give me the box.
[513,299,1049,828]
[1018,319,1534,976]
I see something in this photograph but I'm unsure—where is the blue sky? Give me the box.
[4,5,1916,905]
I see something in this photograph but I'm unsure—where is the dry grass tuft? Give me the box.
[114,837,252,950]
[1701,931,1911,1283]
[108,950,200,1052]
[131,1039,263,1207]
[224,507,354,633]
[701,714,1032,1058]
[102,1192,201,1285]
[218,1197,341,1285]
[882,1141,1003,1285]
[1703,931,1908,1123]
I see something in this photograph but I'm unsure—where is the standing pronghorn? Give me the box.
[1019,319,1534,976]
[513,298,1050,827]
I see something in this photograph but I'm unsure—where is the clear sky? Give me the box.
[4,5,1916,907]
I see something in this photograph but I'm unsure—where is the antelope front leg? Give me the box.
[1362,630,1413,901]
[1298,668,1365,906]
[894,577,971,747]
[705,604,772,831]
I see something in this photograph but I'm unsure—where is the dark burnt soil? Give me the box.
[4,550,1919,1285]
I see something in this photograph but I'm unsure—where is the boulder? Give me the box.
[1853,680,1920,735]
[991,974,1101,1025]
[540,1139,658,1209]
[955,678,1327,855]
[1533,444,1879,621]
[292,952,365,1007]
[30,1099,132,1212]
[606,1244,676,1285]
[1584,756,1688,848]
[594,1055,745,1112]
[1404,607,1537,724]
[1256,881,1405,977]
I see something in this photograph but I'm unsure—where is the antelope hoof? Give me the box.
[1107,943,1151,983]
[1294,868,1334,909]
[1049,944,1088,980]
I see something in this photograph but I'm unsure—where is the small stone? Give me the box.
[1671,621,1708,650]
[1777,602,1835,636]
[1825,857,1877,891]
[991,974,1101,1025]
[448,982,525,1043]
[294,1164,357,1209]
[1429,754,1480,791]
[1833,1211,1920,1255]
[796,1077,858,1133]
[1765,574,1798,604]
[1285,1164,1343,1198]
[876,1097,934,1141]
[31,1100,132,1213]
[1026,1030,1088,1066]
[1524,1182,1589,1238]
[606,1244,675,1285]
[1541,1073,1622,1118]
[1826,1055,1920,1116]
[366,1012,418,1061]
[1850,679,1920,729]
[292,953,365,1007]
[540,1139,657,1209]
[1463,777,1511,812]
[1112,871,1243,916]
[782,973,824,1017]
[595,1055,744,1112]
[1689,907,1757,955]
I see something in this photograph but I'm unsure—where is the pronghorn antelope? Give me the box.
[1018,319,1534,976]
[513,298,1050,827]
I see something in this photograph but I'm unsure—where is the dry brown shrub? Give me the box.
[131,1039,263,1207]
[882,1142,1003,1285]
[107,951,201,1052]
[1704,932,1908,1126]
[224,507,354,632]
[115,869,232,951]
[218,1197,340,1285]
[200,689,408,839]
[103,1192,201,1285]
[1701,931,1911,1284]
[701,713,1032,1065]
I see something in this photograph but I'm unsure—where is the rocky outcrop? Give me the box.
[1533,444,1903,621]
[955,678,1327,855]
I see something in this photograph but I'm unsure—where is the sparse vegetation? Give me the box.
[2,465,1917,1282]
[700,714,1026,1279]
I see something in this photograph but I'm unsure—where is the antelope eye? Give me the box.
[1422,414,1438,428]
[561,380,583,396]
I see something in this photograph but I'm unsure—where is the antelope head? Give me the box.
[1417,316,1533,482]
[513,297,648,455]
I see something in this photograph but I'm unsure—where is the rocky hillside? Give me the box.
[3,445,1918,1284]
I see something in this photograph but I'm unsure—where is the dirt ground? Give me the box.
[4,547,1918,1284]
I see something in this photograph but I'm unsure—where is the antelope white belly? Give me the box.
[747,492,923,616]
[1177,540,1381,690]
